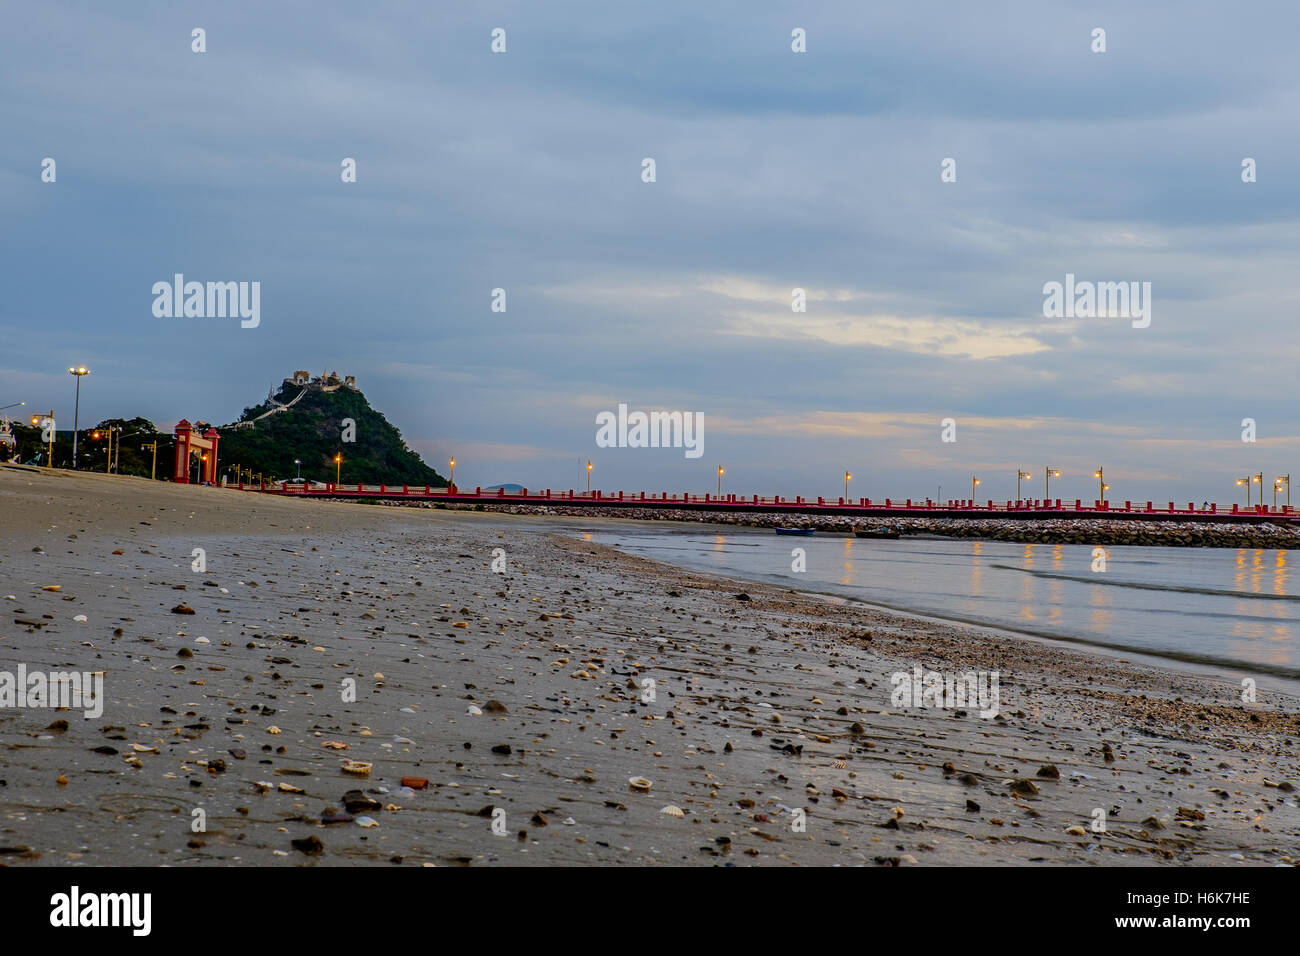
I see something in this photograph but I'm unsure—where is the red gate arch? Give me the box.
[173,419,220,484]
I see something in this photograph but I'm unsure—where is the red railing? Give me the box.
[224,481,1298,523]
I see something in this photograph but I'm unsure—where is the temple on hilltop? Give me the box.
[286,370,357,391]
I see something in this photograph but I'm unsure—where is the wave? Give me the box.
[990,564,1298,601]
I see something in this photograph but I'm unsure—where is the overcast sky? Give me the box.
[4,1,1300,502]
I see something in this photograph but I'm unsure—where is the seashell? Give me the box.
[322,740,349,750]
[341,760,372,775]
[355,816,379,828]
[1065,825,1087,836]
[41,585,61,592]
[628,776,652,793]
[453,621,468,628]
[73,614,87,622]
[467,705,483,716]
[132,743,158,753]
[278,782,304,793]
[660,805,685,817]
[267,726,282,734]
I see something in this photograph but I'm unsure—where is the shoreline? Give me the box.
[2,467,1297,866]
[371,498,1300,550]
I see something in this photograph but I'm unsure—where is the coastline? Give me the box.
[2,467,1297,866]
[382,499,1300,550]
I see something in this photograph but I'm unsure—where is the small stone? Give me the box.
[291,835,324,855]
[1007,779,1040,796]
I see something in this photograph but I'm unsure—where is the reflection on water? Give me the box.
[587,527,1300,686]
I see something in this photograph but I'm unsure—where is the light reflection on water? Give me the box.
[587,527,1300,688]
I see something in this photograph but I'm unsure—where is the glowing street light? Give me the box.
[67,366,89,469]
[448,457,455,492]
[335,453,342,485]
[1016,470,1032,500]
[586,460,593,495]
[1236,476,1252,506]
[1044,467,1060,500]
[971,475,981,501]
[1276,475,1291,509]
[294,458,302,480]
[717,465,724,497]
[845,471,852,499]
[1093,466,1105,501]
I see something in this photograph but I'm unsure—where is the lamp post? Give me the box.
[294,458,302,480]
[1253,473,1263,507]
[1276,475,1291,509]
[1017,470,1031,500]
[67,366,88,469]
[335,454,342,486]
[448,457,455,492]
[717,465,724,497]
[971,475,980,502]
[586,460,593,495]
[1044,467,1060,500]
[1093,466,1105,502]
[141,441,158,480]
[1236,476,1251,506]
[845,471,852,499]
[31,412,55,465]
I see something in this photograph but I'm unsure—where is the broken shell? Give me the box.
[628,776,652,793]
[341,760,373,776]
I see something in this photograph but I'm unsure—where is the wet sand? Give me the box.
[1,465,1298,866]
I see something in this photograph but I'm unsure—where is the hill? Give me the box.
[217,378,445,486]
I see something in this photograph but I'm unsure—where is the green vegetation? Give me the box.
[217,381,445,486]
[1,417,167,475]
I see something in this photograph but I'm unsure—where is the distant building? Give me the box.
[283,370,358,390]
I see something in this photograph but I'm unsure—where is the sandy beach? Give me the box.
[1,465,1297,867]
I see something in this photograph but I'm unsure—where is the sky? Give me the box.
[3,1,1300,504]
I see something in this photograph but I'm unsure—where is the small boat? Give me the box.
[854,528,901,539]
[774,527,814,536]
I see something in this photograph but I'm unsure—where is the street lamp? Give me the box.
[586,460,593,495]
[1093,467,1105,502]
[32,412,55,465]
[67,366,88,469]
[971,475,980,502]
[1236,476,1251,506]
[1044,467,1060,500]
[717,465,724,497]
[1016,470,1031,500]
[335,453,342,485]
[448,457,455,491]
[294,458,302,480]
[141,441,158,480]
[845,471,852,499]
[1277,475,1291,509]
